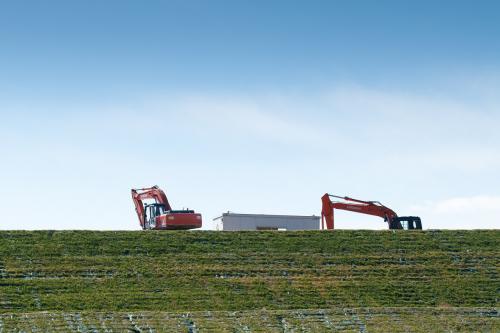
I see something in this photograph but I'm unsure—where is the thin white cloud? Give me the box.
[26,94,329,147]
[410,196,500,229]
[167,94,328,145]
[382,148,500,172]
[323,84,500,172]
[434,196,500,214]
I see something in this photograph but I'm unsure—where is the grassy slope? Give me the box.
[0,230,498,331]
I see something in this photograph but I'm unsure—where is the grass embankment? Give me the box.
[0,230,498,331]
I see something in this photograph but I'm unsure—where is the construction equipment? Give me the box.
[321,194,422,230]
[131,185,202,230]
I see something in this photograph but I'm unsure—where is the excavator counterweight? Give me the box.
[321,193,422,230]
[131,185,202,230]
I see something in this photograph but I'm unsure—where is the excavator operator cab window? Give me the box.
[144,204,166,228]
[400,220,410,230]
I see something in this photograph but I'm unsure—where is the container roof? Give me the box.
[213,212,319,221]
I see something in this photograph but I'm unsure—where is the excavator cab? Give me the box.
[144,203,166,229]
[390,216,422,230]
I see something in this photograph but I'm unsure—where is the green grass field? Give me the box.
[0,230,498,332]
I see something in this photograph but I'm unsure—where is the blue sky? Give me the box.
[1,1,499,230]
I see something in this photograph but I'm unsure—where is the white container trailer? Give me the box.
[214,212,320,231]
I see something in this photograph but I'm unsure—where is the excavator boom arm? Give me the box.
[321,193,398,230]
[131,186,173,229]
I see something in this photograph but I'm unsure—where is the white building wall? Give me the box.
[215,213,320,231]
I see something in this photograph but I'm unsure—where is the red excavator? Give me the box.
[131,185,202,230]
[321,193,422,230]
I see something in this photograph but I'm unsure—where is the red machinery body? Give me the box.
[321,193,421,230]
[131,185,202,230]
